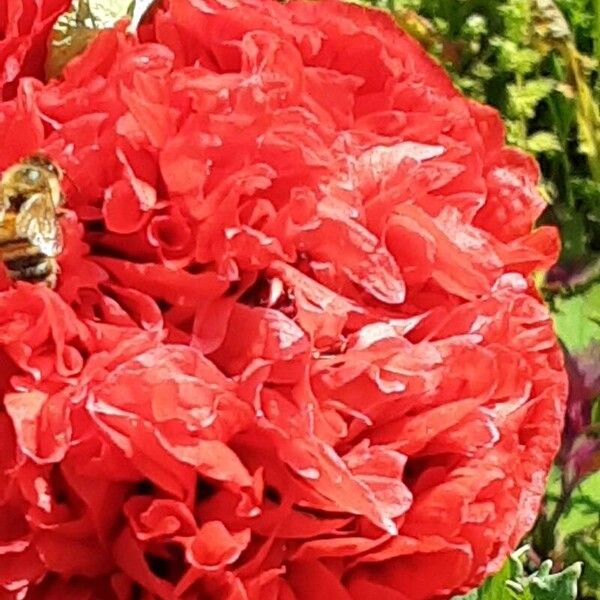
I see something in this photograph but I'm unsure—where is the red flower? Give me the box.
[0,1,567,599]
[0,0,71,100]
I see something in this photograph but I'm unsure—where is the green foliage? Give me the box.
[552,282,600,351]
[535,470,600,599]
[567,535,600,599]
[507,79,555,120]
[557,471,600,538]
[451,547,582,600]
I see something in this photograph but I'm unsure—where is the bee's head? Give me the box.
[24,154,63,181]
[2,164,45,193]
[1,154,63,197]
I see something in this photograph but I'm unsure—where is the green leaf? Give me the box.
[552,282,600,351]
[507,78,556,119]
[556,471,600,538]
[462,14,488,39]
[572,176,600,207]
[528,561,582,600]
[452,547,581,600]
[566,533,600,599]
[451,548,521,599]
[493,38,542,75]
[554,0,589,30]
[558,208,588,261]
[525,131,562,153]
[498,0,532,43]
[535,472,600,598]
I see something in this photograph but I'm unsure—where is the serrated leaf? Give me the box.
[499,0,532,43]
[528,562,582,600]
[509,547,530,577]
[508,79,555,119]
[566,534,600,599]
[526,131,562,153]
[452,547,581,600]
[493,38,542,75]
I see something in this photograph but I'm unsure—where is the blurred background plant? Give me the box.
[355,0,600,598]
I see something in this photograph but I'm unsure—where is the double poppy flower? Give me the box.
[0,1,567,599]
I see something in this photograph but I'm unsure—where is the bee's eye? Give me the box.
[24,168,40,182]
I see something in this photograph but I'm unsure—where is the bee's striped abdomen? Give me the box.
[0,238,57,286]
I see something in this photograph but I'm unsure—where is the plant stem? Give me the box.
[547,477,572,537]
[594,0,600,63]
[562,42,600,182]
[535,471,574,559]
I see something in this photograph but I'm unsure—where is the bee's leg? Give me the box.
[45,260,58,289]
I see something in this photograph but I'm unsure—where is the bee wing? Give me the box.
[15,192,62,257]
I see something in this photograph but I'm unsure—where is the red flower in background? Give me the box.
[0,1,567,599]
[0,0,70,100]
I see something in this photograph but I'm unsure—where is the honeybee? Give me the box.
[0,154,64,288]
